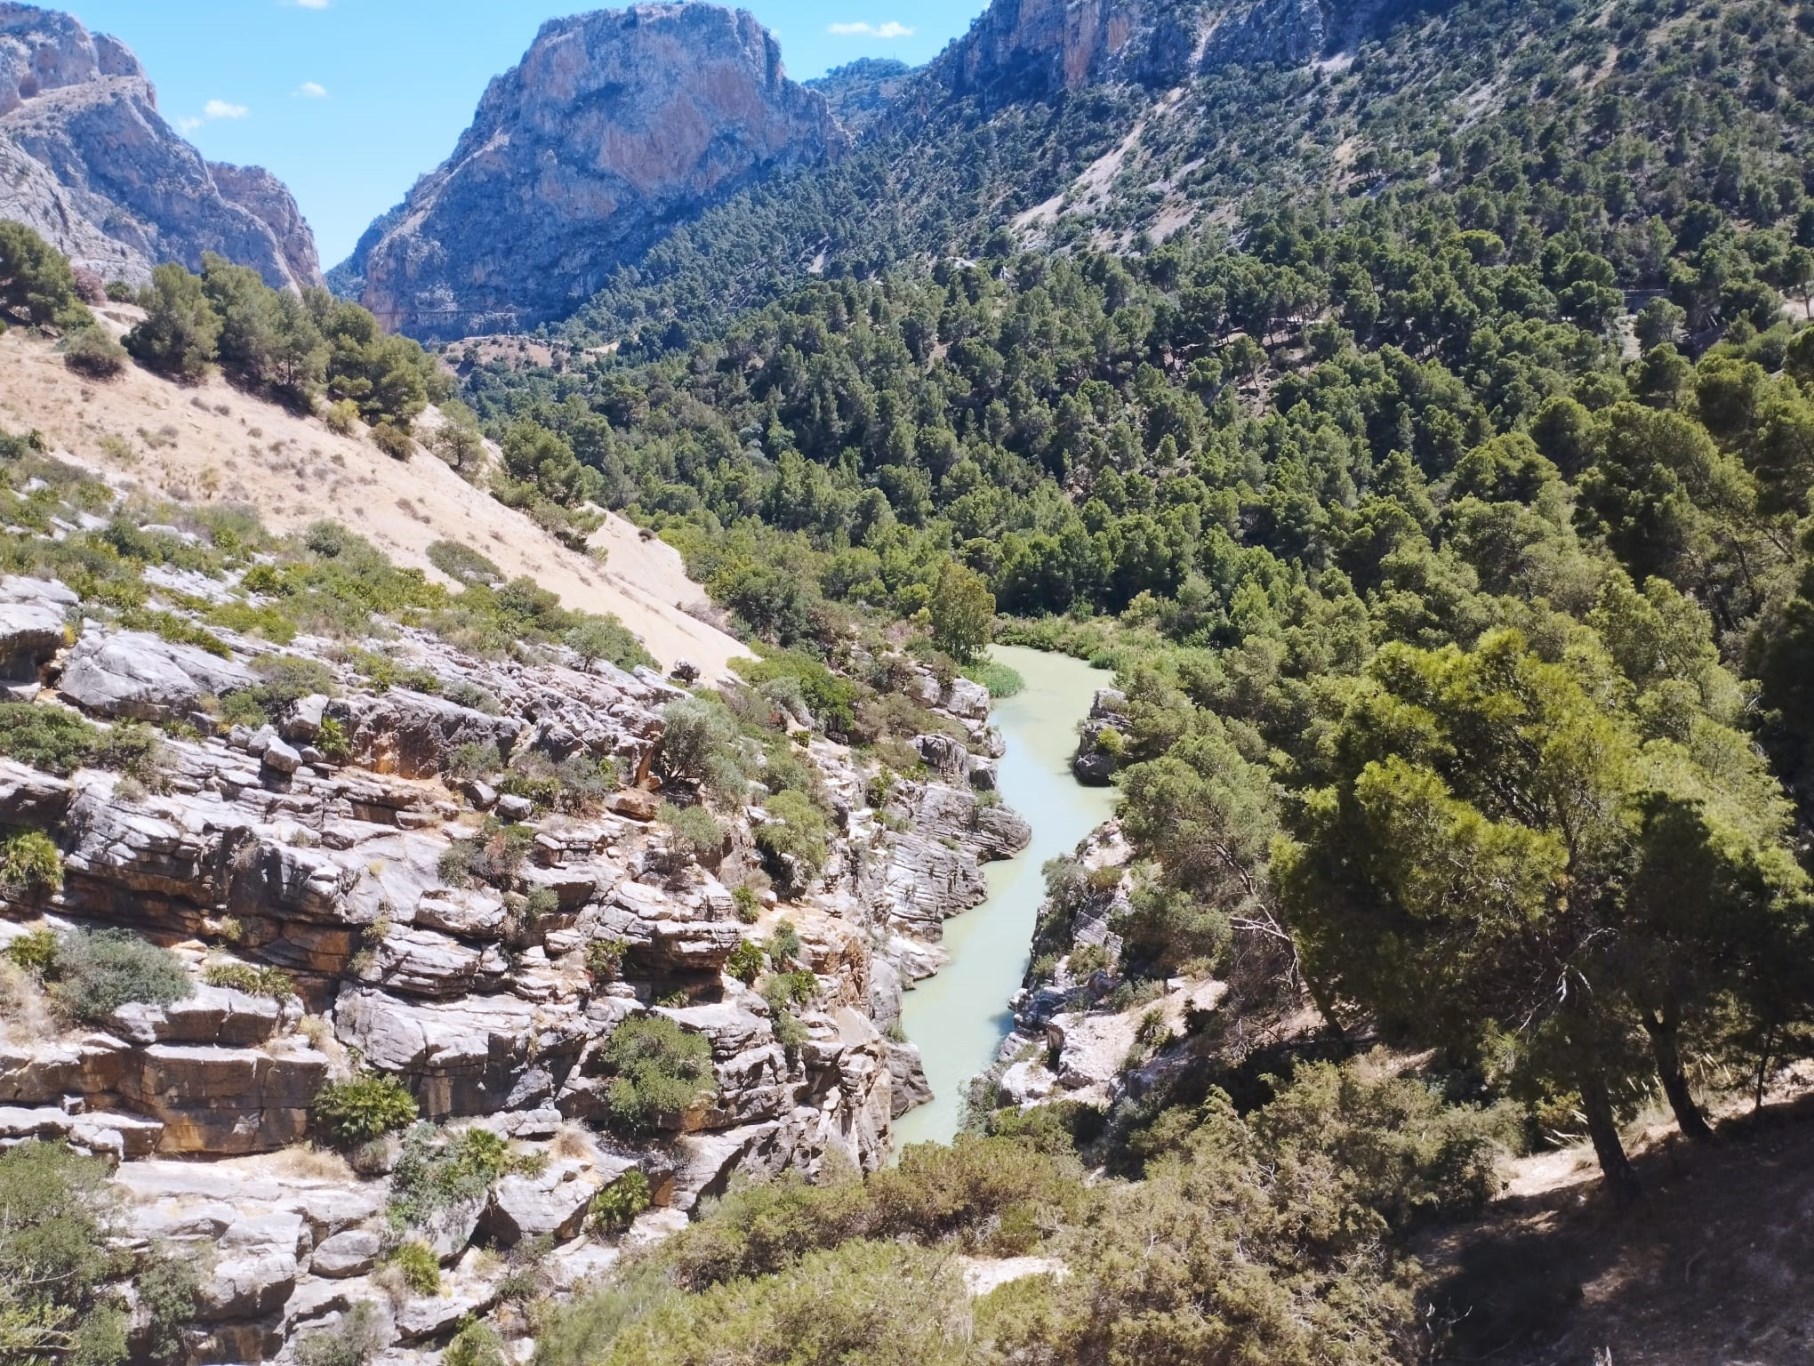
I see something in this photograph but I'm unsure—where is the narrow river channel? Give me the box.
[890,644,1120,1149]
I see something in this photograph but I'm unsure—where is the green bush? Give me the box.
[657,697,750,801]
[62,324,128,379]
[0,703,100,776]
[4,925,58,973]
[725,939,765,985]
[202,960,296,1000]
[601,1015,717,1135]
[0,828,63,899]
[388,1240,440,1296]
[443,740,502,780]
[0,1140,130,1365]
[766,919,802,967]
[731,884,761,923]
[586,937,629,984]
[753,792,829,889]
[590,1169,652,1234]
[387,1124,533,1232]
[426,540,503,587]
[566,616,651,673]
[0,221,90,329]
[137,1242,200,1365]
[295,1301,384,1366]
[444,1320,509,1366]
[760,970,816,1014]
[311,1073,418,1148]
[961,659,1024,699]
[48,928,191,1022]
[659,802,724,863]
[126,264,221,381]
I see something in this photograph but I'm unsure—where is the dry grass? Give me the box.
[0,330,749,680]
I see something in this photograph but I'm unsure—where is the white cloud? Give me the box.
[296,81,328,98]
[176,116,202,132]
[292,0,330,9]
[827,19,915,37]
[203,98,248,120]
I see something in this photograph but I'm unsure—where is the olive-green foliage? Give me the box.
[388,1240,440,1296]
[387,1124,532,1234]
[0,704,102,776]
[0,827,62,899]
[590,1169,652,1234]
[426,539,503,587]
[0,1141,130,1366]
[221,652,337,728]
[585,937,629,983]
[310,1073,418,1148]
[201,961,296,1000]
[765,919,802,967]
[658,802,724,862]
[126,264,222,382]
[438,817,535,888]
[61,323,128,380]
[928,561,994,663]
[0,221,90,329]
[600,1015,717,1135]
[759,971,815,1015]
[136,1242,201,1365]
[753,791,829,887]
[565,616,648,673]
[960,659,1023,699]
[656,696,750,800]
[4,925,58,973]
[731,884,761,923]
[725,939,765,986]
[443,1320,509,1366]
[44,928,191,1022]
[295,1301,383,1366]
[731,652,862,735]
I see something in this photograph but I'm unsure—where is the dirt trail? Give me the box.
[0,331,749,680]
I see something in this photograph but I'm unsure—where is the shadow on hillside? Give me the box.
[1427,1093,1814,1365]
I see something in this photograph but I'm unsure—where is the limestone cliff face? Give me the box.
[0,3,322,289]
[348,4,846,340]
[928,0,1407,106]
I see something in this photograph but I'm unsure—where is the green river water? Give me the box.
[890,644,1119,1150]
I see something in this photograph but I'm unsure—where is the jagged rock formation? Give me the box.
[0,3,322,289]
[0,546,1017,1359]
[343,4,847,340]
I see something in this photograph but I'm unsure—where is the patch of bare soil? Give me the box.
[1424,1094,1814,1365]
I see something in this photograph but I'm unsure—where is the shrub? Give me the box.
[732,884,761,923]
[444,1320,508,1366]
[48,928,191,1022]
[203,961,296,999]
[753,791,830,889]
[426,540,503,587]
[438,818,534,888]
[657,697,749,800]
[0,828,64,899]
[0,221,89,328]
[370,421,415,460]
[766,919,802,967]
[445,679,501,714]
[443,740,502,781]
[0,703,101,776]
[387,1124,530,1233]
[316,715,351,763]
[725,939,765,985]
[295,1300,383,1366]
[4,925,58,973]
[772,1009,809,1051]
[323,399,362,436]
[0,1140,130,1365]
[659,802,724,863]
[961,659,1024,699]
[388,1240,440,1296]
[62,324,127,379]
[590,1169,652,1234]
[760,971,816,1014]
[586,937,629,984]
[126,264,221,381]
[311,1073,418,1148]
[137,1242,201,1364]
[566,616,650,673]
[601,1015,717,1135]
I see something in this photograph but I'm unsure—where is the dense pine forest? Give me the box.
[453,0,1814,1356]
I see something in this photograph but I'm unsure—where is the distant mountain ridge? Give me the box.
[337,4,846,341]
[0,2,322,290]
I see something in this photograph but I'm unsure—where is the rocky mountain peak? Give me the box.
[344,3,847,340]
[0,2,321,290]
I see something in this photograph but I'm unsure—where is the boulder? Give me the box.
[117,1042,328,1155]
[479,1159,604,1246]
[308,1228,381,1279]
[884,1040,933,1118]
[0,758,72,825]
[943,676,991,721]
[57,628,254,721]
[0,576,73,680]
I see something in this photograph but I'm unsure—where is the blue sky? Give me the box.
[60,0,986,268]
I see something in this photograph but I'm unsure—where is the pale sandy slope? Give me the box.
[0,330,749,680]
